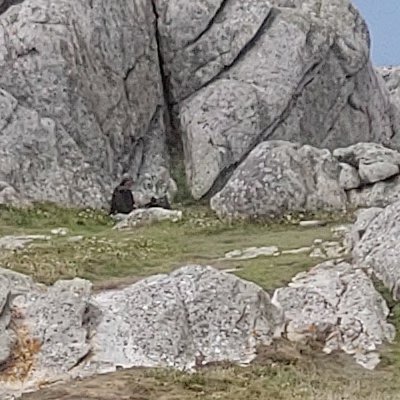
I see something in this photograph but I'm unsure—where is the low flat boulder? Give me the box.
[113,208,183,230]
[224,246,279,260]
[272,260,395,370]
[0,235,51,251]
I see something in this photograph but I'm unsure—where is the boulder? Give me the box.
[113,208,183,230]
[353,200,400,300]
[0,265,284,397]
[210,141,346,218]
[91,265,284,371]
[154,0,399,199]
[0,0,168,207]
[272,260,395,370]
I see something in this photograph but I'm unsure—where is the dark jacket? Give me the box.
[110,185,135,215]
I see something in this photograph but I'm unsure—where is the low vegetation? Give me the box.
[1,203,400,399]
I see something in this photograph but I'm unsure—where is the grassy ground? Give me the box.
[2,203,400,399]
[0,203,343,291]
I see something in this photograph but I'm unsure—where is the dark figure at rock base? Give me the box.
[109,177,136,215]
[145,195,171,210]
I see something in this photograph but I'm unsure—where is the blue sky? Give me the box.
[352,0,400,66]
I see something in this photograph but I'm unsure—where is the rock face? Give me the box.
[0,0,168,208]
[1,1,399,207]
[0,265,283,398]
[353,200,400,300]
[211,141,347,218]
[273,260,395,370]
[211,141,400,218]
[154,0,399,199]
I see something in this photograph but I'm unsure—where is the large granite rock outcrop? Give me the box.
[154,0,399,199]
[0,0,168,208]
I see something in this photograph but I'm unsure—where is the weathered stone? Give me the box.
[0,0,168,207]
[272,260,395,370]
[353,200,400,300]
[359,161,399,184]
[299,220,327,227]
[224,246,279,260]
[113,208,183,230]
[333,142,400,171]
[349,207,383,248]
[339,163,361,190]
[211,141,346,218]
[91,265,284,371]
[347,175,400,208]
[50,228,69,236]
[0,235,50,251]
[310,241,348,259]
[154,0,398,199]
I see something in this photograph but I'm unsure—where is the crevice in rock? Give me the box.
[151,0,184,165]
[0,0,24,15]
[185,0,230,47]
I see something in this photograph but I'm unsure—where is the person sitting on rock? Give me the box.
[144,195,171,210]
[109,177,136,215]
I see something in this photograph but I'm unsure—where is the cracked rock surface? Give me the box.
[155,0,399,199]
[353,200,400,300]
[0,265,284,398]
[0,0,168,207]
[1,0,399,207]
[272,260,395,370]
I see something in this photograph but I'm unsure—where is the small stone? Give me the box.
[51,227,69,236]
[281,247,312,255]
[299,220,326,227]
[224,246,279,260]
